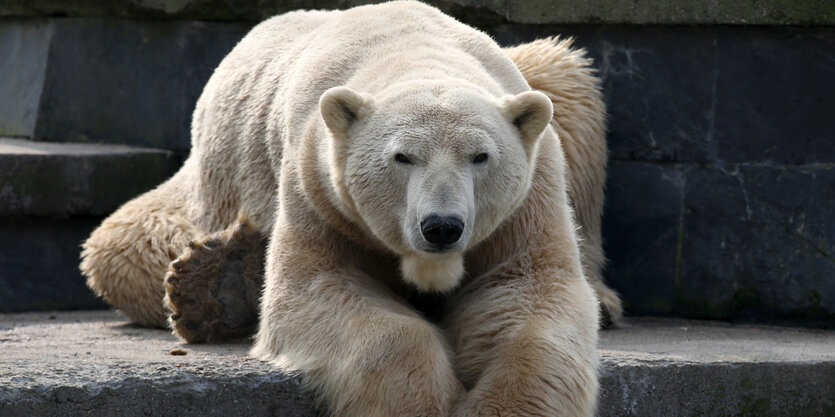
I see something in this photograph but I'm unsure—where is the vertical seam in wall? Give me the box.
[31,18,55,142]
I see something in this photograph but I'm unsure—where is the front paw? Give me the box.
[452,387,501,417]
[164,221,264,342]
[594,281,623,328]
[452,367,596,417]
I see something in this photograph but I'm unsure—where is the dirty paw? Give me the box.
[164,221,265,343]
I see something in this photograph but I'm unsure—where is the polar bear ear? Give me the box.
[320,86,375,135]
[501,90,554,152]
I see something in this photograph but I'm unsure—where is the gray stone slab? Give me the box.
[491,25,835,164]
[679,163,835,324]
[0,0,832,25]
[601,160,835,326]
[602,161,684,315]
[1,311,833,416]
[0,138,181,216]
[0,311,317,417]
[10,21,832,158]
[0,19,51,137]
[0,217,106,312]
[32,19,248,151]
[0,139,179,313]
[713,28,835,164]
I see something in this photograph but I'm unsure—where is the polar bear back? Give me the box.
[273,1,531,138]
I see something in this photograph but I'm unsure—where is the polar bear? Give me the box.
[80,2,621,416]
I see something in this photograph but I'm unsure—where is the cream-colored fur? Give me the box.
[81,2,620,416]
[505,37,622,324]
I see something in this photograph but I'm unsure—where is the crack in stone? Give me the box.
[705,36,719,162]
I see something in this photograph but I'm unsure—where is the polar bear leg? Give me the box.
[505,38,623,325]
[164,220,265,342]
[253,247,462,417]
[81,173,201,328]
[446,264,599,417]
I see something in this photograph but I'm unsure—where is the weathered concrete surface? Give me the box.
[0,0,832,25]
[0,311,833,416]
[0,138,181,216]
[0,311,317,416]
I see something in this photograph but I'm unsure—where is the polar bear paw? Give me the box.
[594,281,623,328]
[163,221,265,343]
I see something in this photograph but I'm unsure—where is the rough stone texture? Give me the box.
[32,19,248,152]
[0,217,106,312]
[0,138,181,216]
[492,25,835,326]
[492,26,835,165]
[599,161,835,326]
[0,19,51,137]
[1,311,833,416]
[0,0,832,25]
[0,139,181,312]
[0,311,318,416]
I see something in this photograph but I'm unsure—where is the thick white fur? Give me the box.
[81,2,618,416]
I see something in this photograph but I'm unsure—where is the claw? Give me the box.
[171,260,185,272]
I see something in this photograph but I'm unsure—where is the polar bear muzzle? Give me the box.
[420,215,465,250]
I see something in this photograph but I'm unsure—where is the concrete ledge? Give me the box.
[1,311,832,416]
[0,0,832,25]
[0,138,180,217]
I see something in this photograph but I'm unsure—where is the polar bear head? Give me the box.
[320,83,553,291]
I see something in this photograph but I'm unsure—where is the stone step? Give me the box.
[0,138,181,312]
[0,311,832,416]
[0,138,180,217]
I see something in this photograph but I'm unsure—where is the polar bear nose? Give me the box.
[420,215,464,248]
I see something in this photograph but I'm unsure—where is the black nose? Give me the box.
[420,215,464,248]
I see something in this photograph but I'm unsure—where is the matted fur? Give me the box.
[80,2,619,416]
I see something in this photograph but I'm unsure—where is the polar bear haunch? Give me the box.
[81,2,622,416]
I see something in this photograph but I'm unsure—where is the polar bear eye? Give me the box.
[394,153,412,164]
[472,153,489,164]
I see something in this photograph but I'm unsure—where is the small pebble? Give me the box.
[170,348,188,356]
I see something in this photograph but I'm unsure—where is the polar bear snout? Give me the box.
[420,215,464,250]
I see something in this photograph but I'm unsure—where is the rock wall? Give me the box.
[0,1,832,325]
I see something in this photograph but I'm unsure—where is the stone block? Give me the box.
[33,19,249,151]
[713,27,835,164]
[602,160,835,325]
[0,138,181,217]
[0,218,106,312]
[679,164,835,324]
[602,161,684,315]
[494,24,718,162]
[491,25,835,165]
[0,19,51,137]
